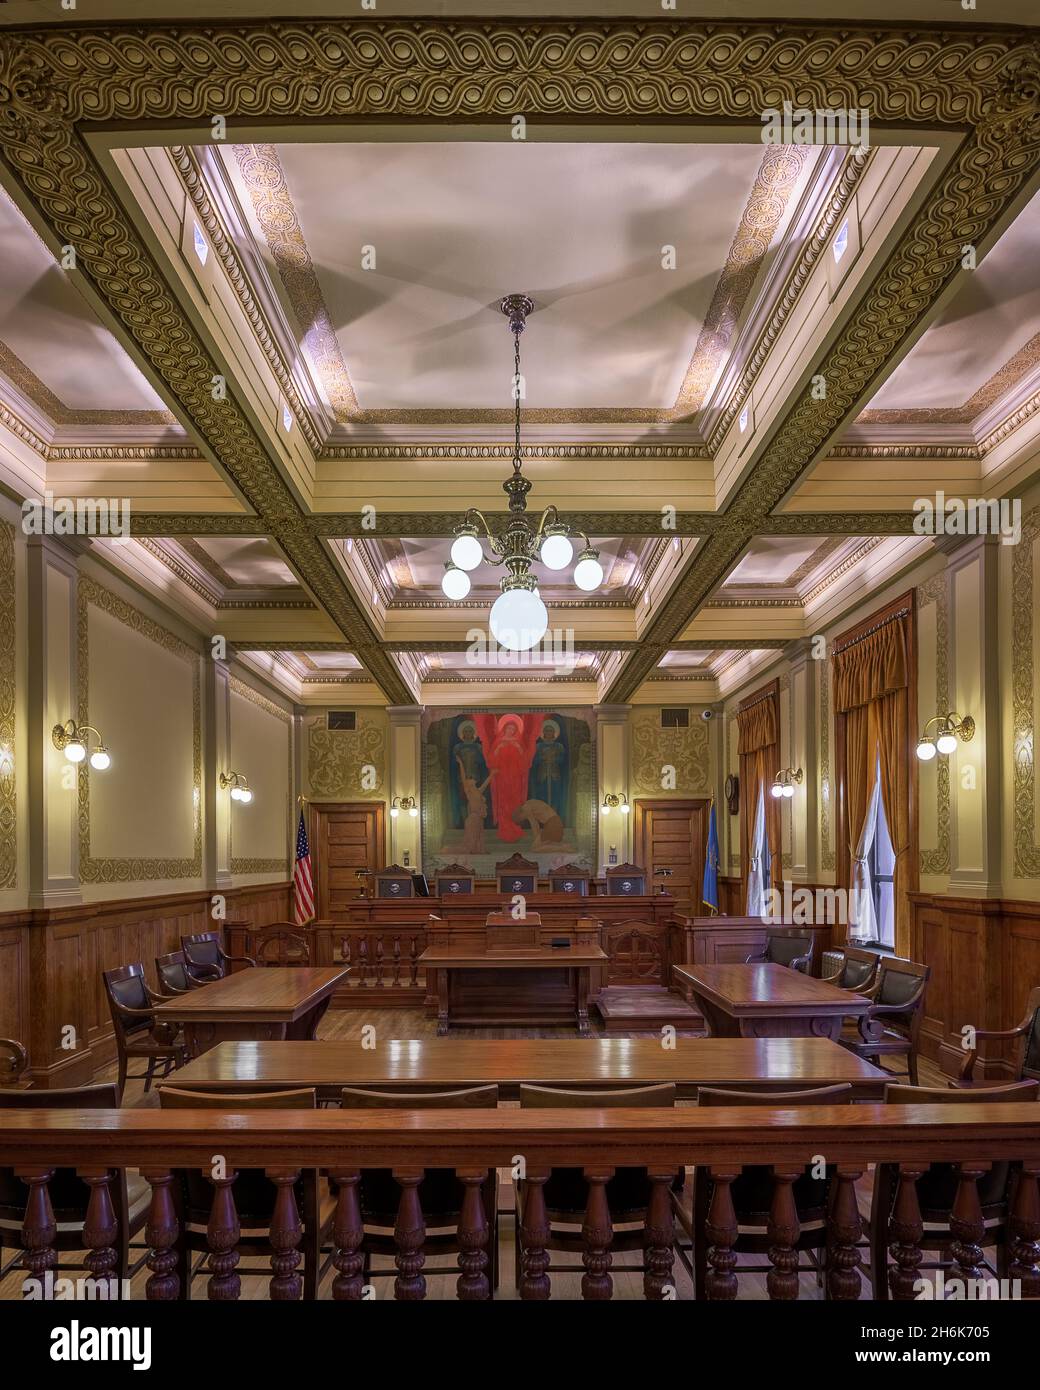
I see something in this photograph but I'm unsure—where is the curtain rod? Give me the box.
[833,606,910,655]
[737,687,776,715]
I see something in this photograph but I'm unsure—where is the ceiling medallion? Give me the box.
[440,295,603,651]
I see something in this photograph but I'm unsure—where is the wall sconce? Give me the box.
[601,793,630,815]
[219,770,253,803]
[770,768,803,799]
[52,719,110,770]
[916,712,975,761]
[391,796,418,819]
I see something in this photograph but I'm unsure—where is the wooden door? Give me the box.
[632,799,710,916]
[311,802,386,919]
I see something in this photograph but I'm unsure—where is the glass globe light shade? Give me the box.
[408,805,418,818]
[620,802,630,815]
[450,533,483,572]
[390,805,400,818]
[239,787,253,803]
[89,747,110,771]
[782,784,794,799]
[770,782,784,798]
[490,588,548,652]
[441,564,471,600]
[540,532,573,571]
[936,731,958,755]
[916,739,937,761]
[230,785,243,801]
[573,551,604,592]
[64,739,86,763]
[601,803,611,815]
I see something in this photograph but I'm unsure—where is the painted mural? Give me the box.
[422,707,595,877]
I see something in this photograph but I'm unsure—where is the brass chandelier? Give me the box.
[440,294,604,651]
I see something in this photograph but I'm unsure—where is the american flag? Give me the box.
[293,808,314,924]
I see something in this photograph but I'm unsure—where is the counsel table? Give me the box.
[673,963,870,1041]
[168,1036,890,1101]
[153,966,349,1054]
[417,944,608,1036]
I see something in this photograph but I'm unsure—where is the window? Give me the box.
[868,785,896,948]
[833,218,849,264]
[192,221,209,267]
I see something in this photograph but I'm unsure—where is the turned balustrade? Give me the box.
[2,1105,1038,1302]
[336,926,427,998]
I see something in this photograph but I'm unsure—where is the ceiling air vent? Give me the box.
[328,710,357,731]
[661,707,689,729]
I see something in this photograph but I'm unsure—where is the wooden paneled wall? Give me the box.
[910,892,1040,1080]
[0,882,292,1086]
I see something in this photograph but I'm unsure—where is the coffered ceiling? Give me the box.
[1,10,1038,709]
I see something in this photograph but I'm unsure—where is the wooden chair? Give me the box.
[155,950,199,996]
[548,863,591,895]
[605,861,647,896]
[821,945,879,991]
[249,925,311,966]
[373,863,415,898]
[839,956,930,1085]
[746,928,814,973]
[181,930,255,982]
[0,1037,27,1085]
[868,1079,1039,1298]
[514,1083,679,1294]
[956,985,1040,1087]
[157,1085,333,1299]
[434,863,476,896]
[339,1085,499,1291]
[675,1083,854,1299]
[0,1082,150,1286]
[103,963,188,1101]
[495,852,539,895]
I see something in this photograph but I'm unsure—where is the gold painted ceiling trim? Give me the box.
[2,17,1035,708]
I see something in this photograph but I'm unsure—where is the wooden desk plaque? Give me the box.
[485,909,539,950]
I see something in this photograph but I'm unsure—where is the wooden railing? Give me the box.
[332,924,428,1000]
[2,1104,1038,1300]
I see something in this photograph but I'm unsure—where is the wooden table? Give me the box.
[153,967,349,1054]
[673,963,870,1041]
[418,944,608,1036]
[166,1036,889,1100]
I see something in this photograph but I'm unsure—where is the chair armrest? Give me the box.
[790,953,813,974]
[0,1037,28,1079]
[110,1000,162,1021]
[820,969,841,984]
[222,951,257,968]
[744,951,767,965]
[185,962,222,981]
[957,1018,1031,1079]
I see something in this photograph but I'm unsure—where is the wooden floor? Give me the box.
[1,1005,952,1302]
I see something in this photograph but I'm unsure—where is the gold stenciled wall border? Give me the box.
[228,673,292,875]
[917,572,951,876]
[77,578,202,883]
[0,520,14,890]
[1013,505,1040,878]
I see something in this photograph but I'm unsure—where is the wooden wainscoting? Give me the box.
[0,882,291,1087]
[910,892,1040,1080]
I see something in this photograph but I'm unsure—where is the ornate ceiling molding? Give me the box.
[1,17,1036,707]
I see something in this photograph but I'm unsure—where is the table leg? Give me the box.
[576,967,590,1037]
[436,969,450,1037]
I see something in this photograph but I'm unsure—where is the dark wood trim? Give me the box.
[833,590,919,956]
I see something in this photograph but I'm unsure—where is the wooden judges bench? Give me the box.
[225,900,832,1018]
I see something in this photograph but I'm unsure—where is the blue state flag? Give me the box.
[702,799,720,915]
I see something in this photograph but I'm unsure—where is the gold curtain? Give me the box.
[737,694,781,901]
[835,612,911,950]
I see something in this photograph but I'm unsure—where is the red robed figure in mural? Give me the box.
[471,713,542,843]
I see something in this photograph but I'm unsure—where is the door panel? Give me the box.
[632,799,710,916]
[312,802,386,919]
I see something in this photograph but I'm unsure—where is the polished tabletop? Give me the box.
[418,944,607,968]
[153,967,349,1021]
[167,1036,889,1096]
[674,963,869,1012]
